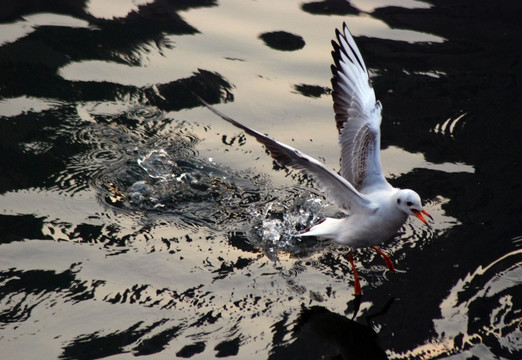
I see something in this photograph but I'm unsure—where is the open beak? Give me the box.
[411,209,433,225]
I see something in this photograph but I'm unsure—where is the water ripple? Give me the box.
[390,250,522,359]
[127,106,164,122]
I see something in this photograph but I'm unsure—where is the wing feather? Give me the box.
[331,23,390,193]
[195,96,375,214]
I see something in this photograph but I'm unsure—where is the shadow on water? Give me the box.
[0,266,100,324]
[259,31,306,52]
[269,303,391,360]
[301,0,360,16]
[0,0,521,359]
[0,0,219,101]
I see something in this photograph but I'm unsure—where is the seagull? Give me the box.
[196,23,432,295]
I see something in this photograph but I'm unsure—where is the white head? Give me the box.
[395,189,432,225]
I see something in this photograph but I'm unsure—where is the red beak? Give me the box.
[411,209,433,225]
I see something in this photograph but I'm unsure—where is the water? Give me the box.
[1,0,521,359]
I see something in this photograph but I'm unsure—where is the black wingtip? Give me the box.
[335,27,342,40]
[192,91,207,106]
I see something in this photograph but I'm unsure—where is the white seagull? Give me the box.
[196,23,432,295]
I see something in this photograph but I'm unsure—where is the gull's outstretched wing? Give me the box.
[331,23,390,193]
[196,96,376,214]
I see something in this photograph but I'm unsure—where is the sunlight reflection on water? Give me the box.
[1,0,520,358]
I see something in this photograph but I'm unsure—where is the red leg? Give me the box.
[348,251,362,295]
[371,246,395,273]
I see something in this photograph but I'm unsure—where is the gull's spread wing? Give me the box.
[331,23,390,193]
[196,96,376,214]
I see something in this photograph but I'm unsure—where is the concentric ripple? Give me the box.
[389,249,522,359]
[127,106,165,122]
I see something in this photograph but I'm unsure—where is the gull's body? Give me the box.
[302,190,408,248]
[196,23,431,294]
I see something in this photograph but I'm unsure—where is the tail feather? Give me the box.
[301,218,327,234]
[298,218,342,238]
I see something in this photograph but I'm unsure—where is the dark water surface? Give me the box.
[1,0,521,359]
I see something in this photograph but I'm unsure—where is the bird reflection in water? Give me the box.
[270,298,394,360]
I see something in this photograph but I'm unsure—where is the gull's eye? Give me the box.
[406,201,413,206]
[397,199,401,205]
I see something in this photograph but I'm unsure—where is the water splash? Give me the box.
[246,195,334,260]
[138,149,179,180]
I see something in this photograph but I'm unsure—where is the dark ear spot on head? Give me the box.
[397,199,401,205]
